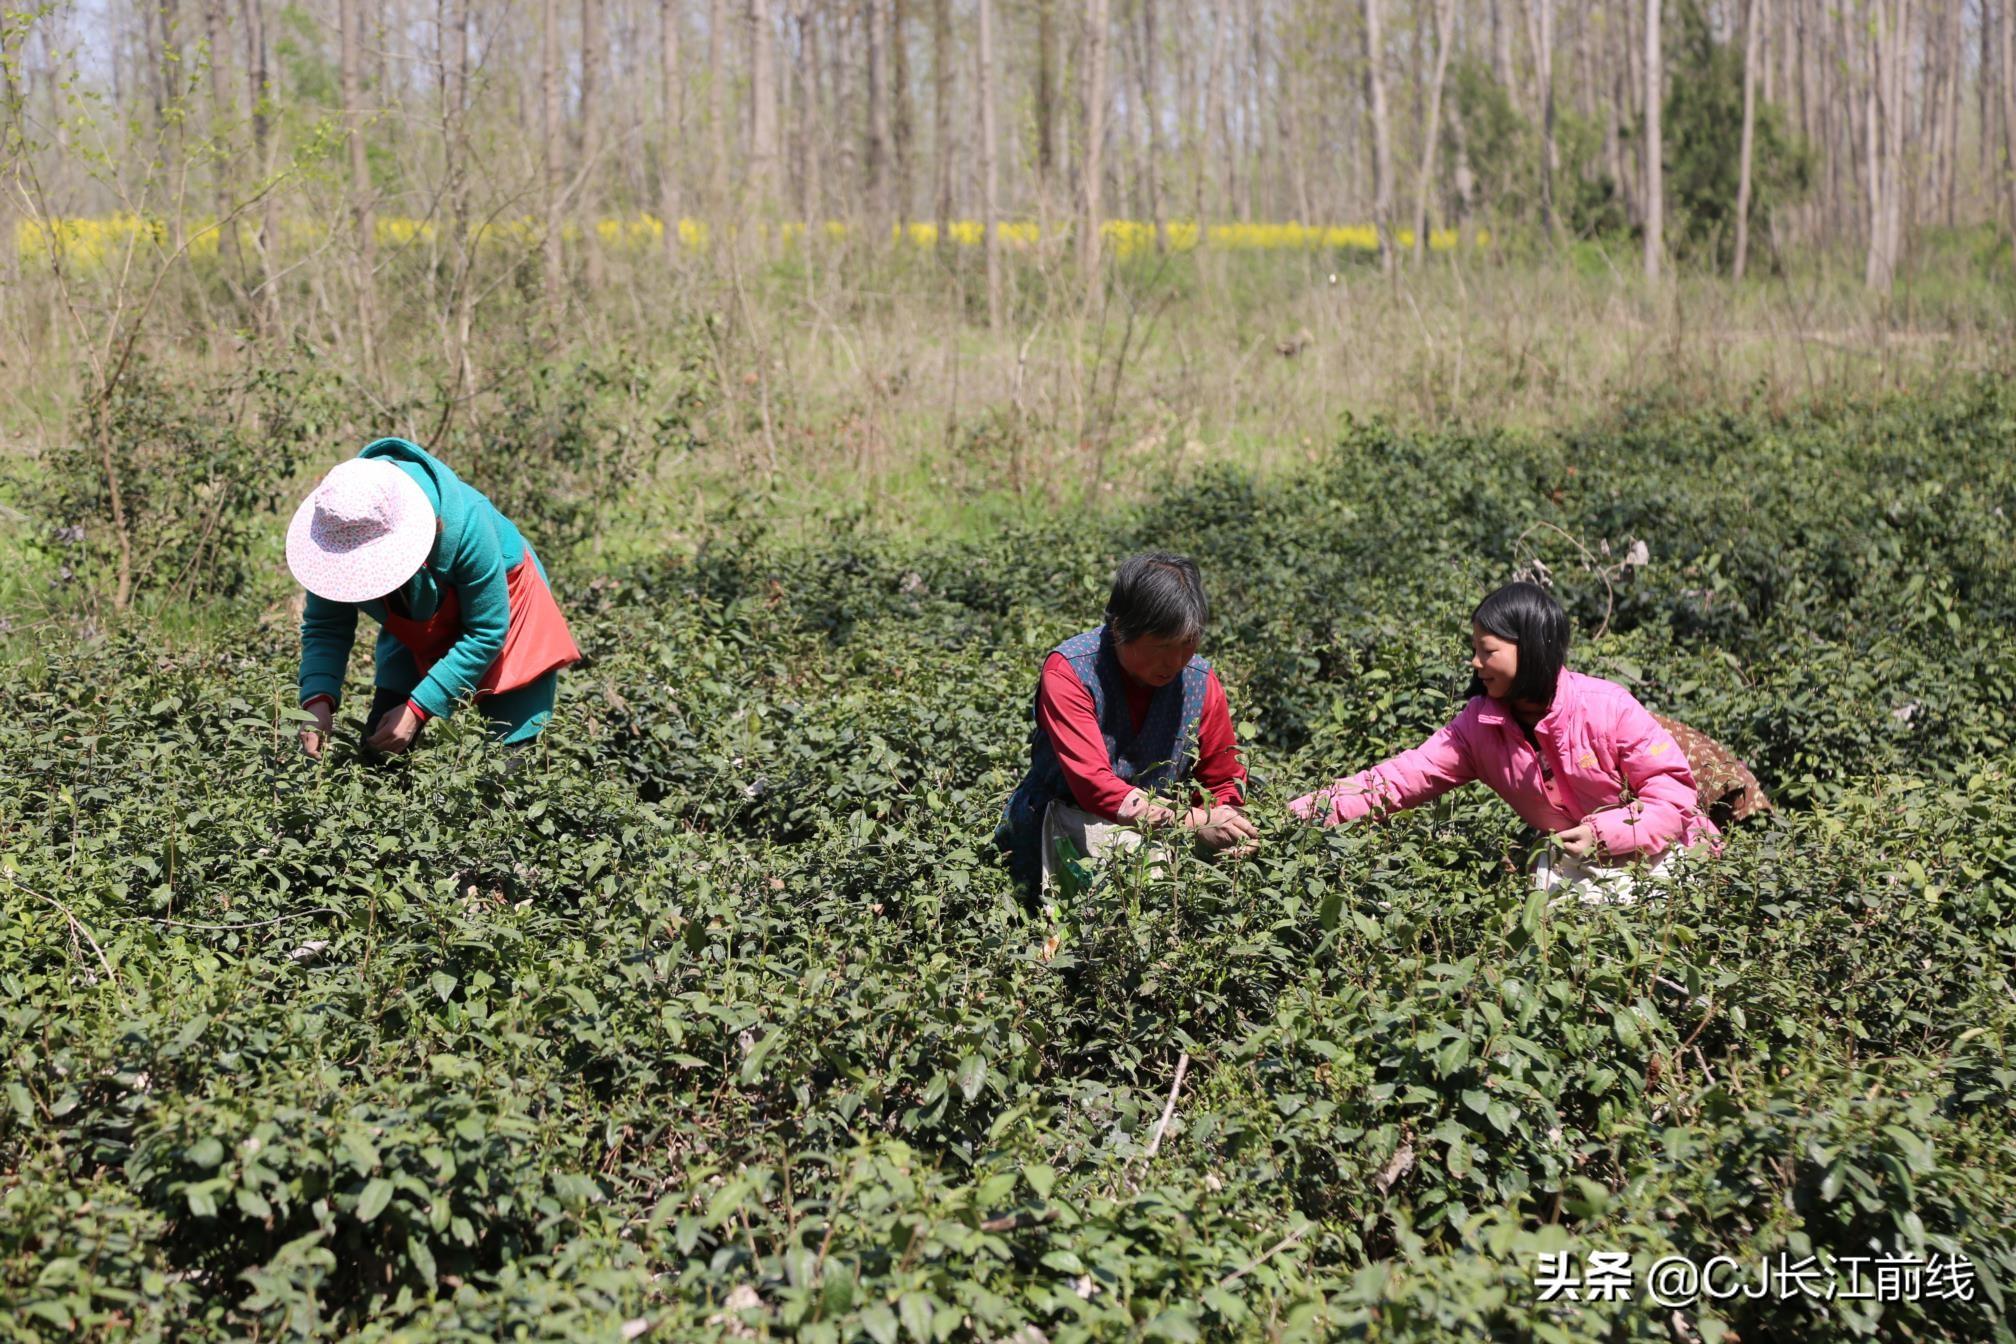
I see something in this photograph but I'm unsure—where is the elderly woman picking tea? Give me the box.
[996,551,1258,895]
[289,438,580,757]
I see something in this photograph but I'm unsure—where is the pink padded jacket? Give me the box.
[1289,669,1721,858]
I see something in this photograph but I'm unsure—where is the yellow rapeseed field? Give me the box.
[14,213,1485,268]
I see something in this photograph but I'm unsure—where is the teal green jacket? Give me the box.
[298,439,529,720]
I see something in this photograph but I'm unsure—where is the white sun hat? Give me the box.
[286,458,437,604]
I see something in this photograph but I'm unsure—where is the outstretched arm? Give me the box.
[1289,718,1477,826]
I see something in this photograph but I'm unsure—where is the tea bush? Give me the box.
[423,336,713,566]
[28,357,350,608]
[3,385,2014,1341]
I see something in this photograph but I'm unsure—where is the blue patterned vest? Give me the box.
[996,626,1211,892]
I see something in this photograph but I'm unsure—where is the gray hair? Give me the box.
[1104,551,1208,645]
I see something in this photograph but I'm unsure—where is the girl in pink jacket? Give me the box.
[1290,583,1718,894]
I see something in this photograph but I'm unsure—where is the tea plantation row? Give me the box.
[3,388,2015,1340]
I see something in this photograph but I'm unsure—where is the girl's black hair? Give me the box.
[1105,551,1209,645]
[1467,581,1570,705]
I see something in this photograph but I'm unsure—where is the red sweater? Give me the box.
[1035,652,1247,821]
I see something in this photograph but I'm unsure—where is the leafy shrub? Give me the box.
[423,336,713,566]
[3,387,2015,1340]
[28,356,347,608]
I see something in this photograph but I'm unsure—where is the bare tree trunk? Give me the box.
[364,0,384,112]
[1811,0,1829,243]
[1864,0,1886,291]
[1284,14,1315,225]
[242,0,279,332]
[202,0,248,295]
[1846,0,1854,246]
[341,0,378,365]
[1222,3,1242,217]
[866,0,891,232]
[1529,0,1557,238]
[1891,0,1910,287]
[1642,0,1663,279]
[38,11,71,208]
[708,0,729,217]
[1116,3,1141,218]
[1770,0,1792,253]
[932,0,952,258]
[618,27,642,242]
[1620,0,1640,225]
[443,0,474,385]
[1449,93,1476,240]
[796,0,821,231]
[977,0,1001,327]
[1321,28,1346,223]
[1980,0,1993,194]
[1036,0,1058,220]
[1939,0,1960,227]
[1624,0,1643,131]
[1364,0,1395,273]
[1837,0,1857,245]
[143,0,167,127]
[1757,0,1772,106]
[1,14,22,300]
[2002,0,2016,242]
[1733,0,1759,278]
[582,0,607,286]
[774,2,793,217]
[1078,0,1110,300]
[831,3,857,211]
[1244,0,1265,222]
[1411,0,1453,262]
[1603,0,1625,204]
[1867,0,1886,278]
[660,0,682,258]
[1345,52,1364,221]
[542,0,564,311]
[1140,0,1165,251]
[750,0,779,214]
[1110,32,1131,218]
[1904,0,1924,245]
[1493,0,1518,110]
[1920,1,1943,228]
[1198,0,1228,230]
[1806,0,1822,241]
[1406,0,1422,208]
[1779,0,1796,110]
[1239,0,1258,221]
[1574,0,1595,124]
[1173,2,1198,224]
[892,0,913,230]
